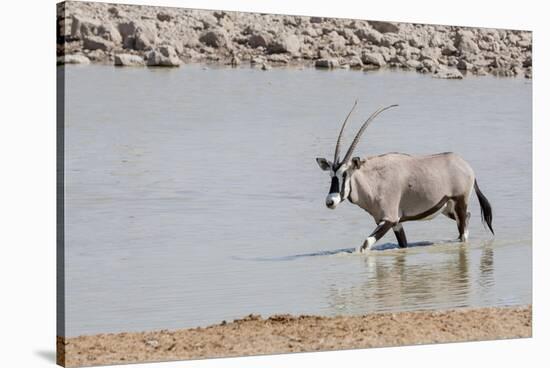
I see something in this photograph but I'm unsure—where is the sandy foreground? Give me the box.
[57,305,531,367]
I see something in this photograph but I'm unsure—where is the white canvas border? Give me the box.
[0,0,545,367]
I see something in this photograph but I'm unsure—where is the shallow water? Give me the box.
[62,64,531,337]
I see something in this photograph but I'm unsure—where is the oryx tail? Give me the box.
[474,179,494,234]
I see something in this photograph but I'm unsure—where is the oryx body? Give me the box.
[316,103,494,252]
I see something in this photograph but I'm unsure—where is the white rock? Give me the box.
[433,66,463,79]
[135,24,158,50]
[268,34,301,56]
[114,54,145,66]
[327,31,346,52]
[70,15,101,39]
[361,52,386,67]
[248,33,272,48]
[59,54,90,64]
[355,28,382,44]
[199,28,230,48]
[455,30,480,54]
[405,59,422,70]
[146,45,181,66]
[83,35,114,51]
[98,23,122,44]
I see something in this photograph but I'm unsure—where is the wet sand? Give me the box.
[57,305,531,367]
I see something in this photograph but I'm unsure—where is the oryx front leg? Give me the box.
[358,221,395,253]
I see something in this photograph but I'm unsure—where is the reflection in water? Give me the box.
[326,243,498,314]
[480,241,495,288]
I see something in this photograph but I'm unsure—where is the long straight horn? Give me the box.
[342,104,398,164]
[334,100,358,164]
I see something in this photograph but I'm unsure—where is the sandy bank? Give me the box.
[57,305,531,367]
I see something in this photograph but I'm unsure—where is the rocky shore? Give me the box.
[57,1,532,79]
[57,305,531,367]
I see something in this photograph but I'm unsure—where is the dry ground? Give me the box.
[58,305,531,367]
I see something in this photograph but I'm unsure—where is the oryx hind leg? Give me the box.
[455,197,470,242]
[359,220,395,252]
[442,200,456,221]
[393,223,408,248]
[442,199,469,241]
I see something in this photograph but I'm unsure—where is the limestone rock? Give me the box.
[70,15,101,39]
[59,54,90,64]
[315,58,339,68]
[419,47,441,62]
[348,56,363,68]
[135,24,158,50]
[267,54,290,63]
[380,33,401,48]
[117,21,157,50]
[83,35,114,51]
[441,44,458,56]
[199,28,230,48]
[98,23,122,44]
[455,30,480,54]
[355,28,382,45]
[87,49,106,62]
[456,59,473,71]
[114,53,145,66]
[248,33,272,49]
[268,34,301,55]
[361,51,386,67]
[433,66,463,79]
[327,31,346,52]
[405,59,422,70]
[146,45,181,66]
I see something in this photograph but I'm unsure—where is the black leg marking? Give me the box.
[360,221,395,251]
[393,224,408,248]
[370,221,395,241]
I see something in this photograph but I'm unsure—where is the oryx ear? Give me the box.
[316,158,332,171]
[351,157,363,169]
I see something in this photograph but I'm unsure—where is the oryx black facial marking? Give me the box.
[324,163,352,209]
[316,102,494,253]
[329,176,339,194]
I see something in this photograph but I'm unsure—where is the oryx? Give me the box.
[316,102,494,252]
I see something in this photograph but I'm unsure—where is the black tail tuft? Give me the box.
[474,179,494,235]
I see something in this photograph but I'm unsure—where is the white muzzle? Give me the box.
[325,193,341,209]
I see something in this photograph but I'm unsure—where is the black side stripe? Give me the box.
[400,196,452,222]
